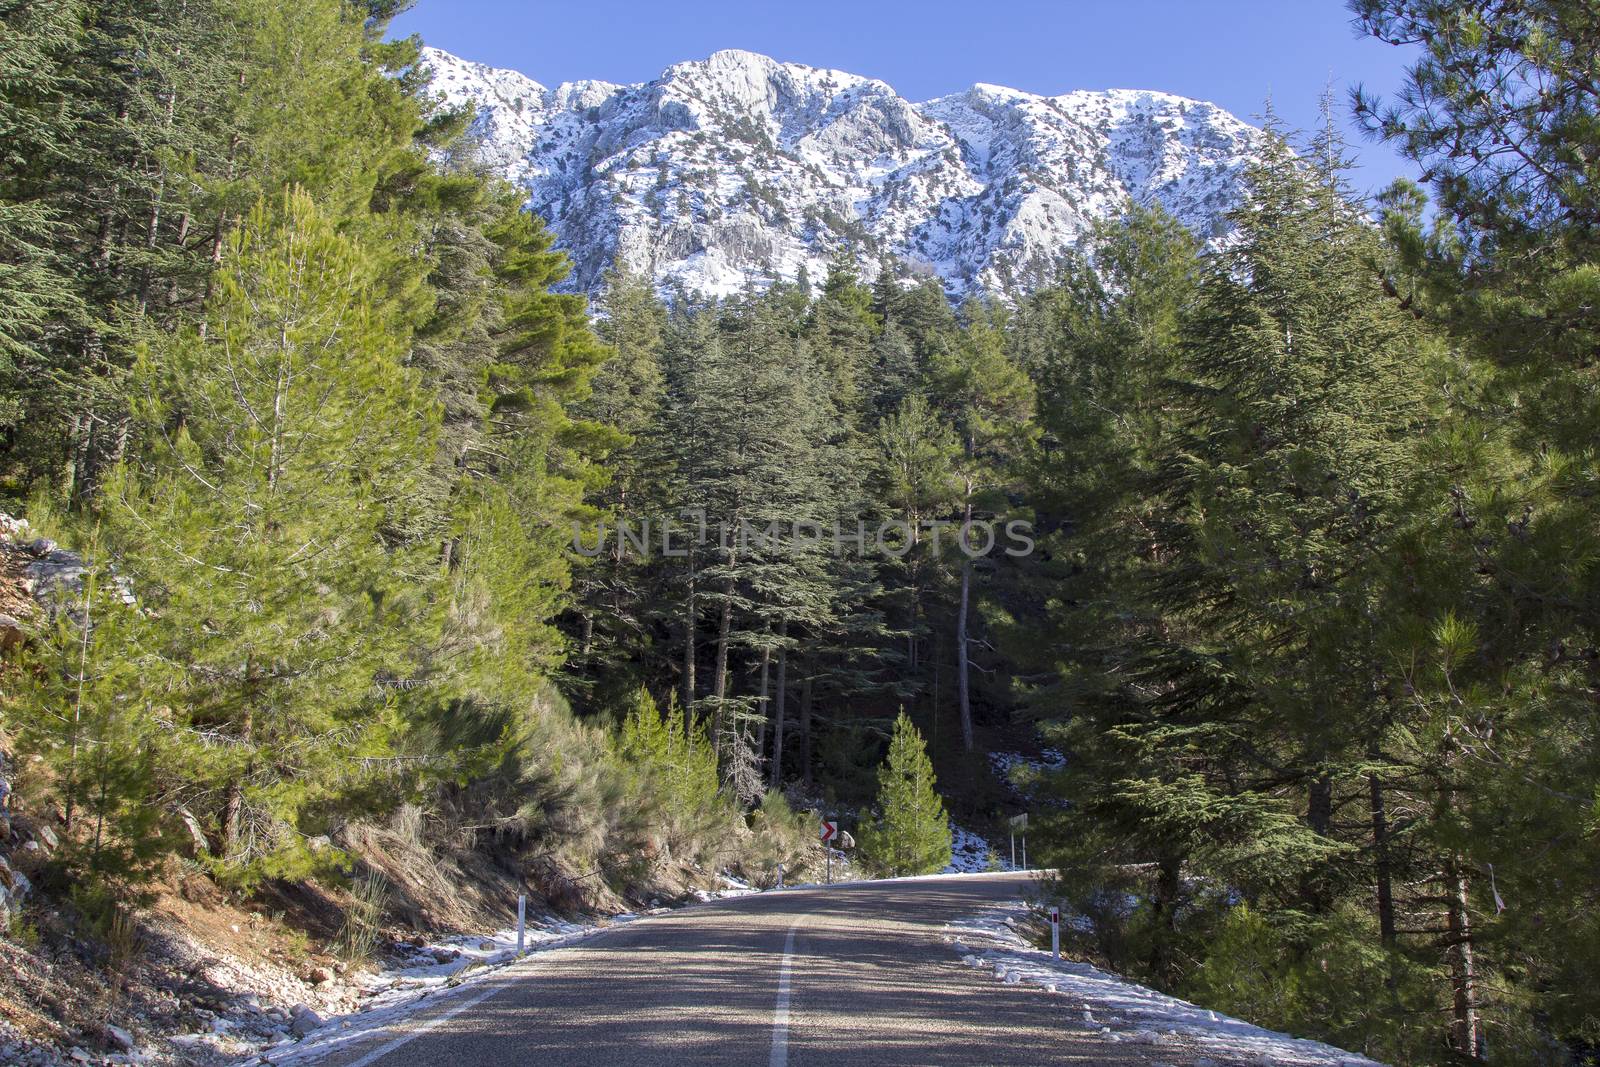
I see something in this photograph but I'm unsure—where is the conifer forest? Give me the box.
[0,2,1598,1064]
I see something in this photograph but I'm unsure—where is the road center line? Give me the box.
[769,916,804,1067]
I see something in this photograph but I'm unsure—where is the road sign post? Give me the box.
[1009,813,1028,870]
[820,819,838,884]
[517,893,527,956]
[1049,906,1060,960]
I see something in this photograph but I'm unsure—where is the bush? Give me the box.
[335,871,389,964]
[742,792,821,887]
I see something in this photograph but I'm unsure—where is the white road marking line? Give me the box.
[769,917,804,1067]
[340,980,508,1067]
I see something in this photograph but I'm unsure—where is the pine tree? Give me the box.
[926,304,1035,751]
[5,548,171,887]
[104,189,436,880]
[1026,128,1442,1011]
[859,711,951,877]
[570,260,667,688]
[1350,4,1600,1053]
[872,394,961,704]
[0,0,83,446]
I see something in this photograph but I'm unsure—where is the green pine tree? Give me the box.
[859,712,951,877]
[104,189,437,881]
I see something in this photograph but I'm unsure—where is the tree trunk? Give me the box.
[800,666,813,788]
[712,576,735,757]
[1149,854,1182,984]
[755,629,772,759]
[683,564,696,715]
[1308,773,1332,835]
[1446,859,1483,1060]
[770,623,788,789]
[1302,771,1334,911]
[224,659,258,859]
[62,413,83,506]
[956,555,974,752]
[1369,768,1396,946]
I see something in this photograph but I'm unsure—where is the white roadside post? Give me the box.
[777,862,784,889]
[1049,905,1060,960]
[516,894,526,956]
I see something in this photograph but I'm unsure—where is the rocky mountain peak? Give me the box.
[420,46,1261,299]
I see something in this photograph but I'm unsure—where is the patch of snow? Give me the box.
[690,871,761,902]
[945,901,1386,1067]
[988,749,1066,803]
[944,824,999,873]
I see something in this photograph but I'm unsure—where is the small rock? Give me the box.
[477,941,495,951]
[289,1007,325,1037]
[68,1049,91,1064]
[308,965,334,984]
[25,538,56,557]
[35,824,58,850]
[104,1024,135,1051]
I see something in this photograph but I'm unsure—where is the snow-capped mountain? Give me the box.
[422,46,1261,299]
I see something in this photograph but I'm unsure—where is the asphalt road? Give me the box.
[298,872,1193,1067]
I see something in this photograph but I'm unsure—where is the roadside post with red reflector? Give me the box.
[821,820,838,883]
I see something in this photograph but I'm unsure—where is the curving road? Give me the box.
[289,872,1193,1067]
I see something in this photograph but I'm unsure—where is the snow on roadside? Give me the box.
[239,911,634,1066]
[690,871,759,901]
[944,902,1385,1067]
[248,871,764,1065]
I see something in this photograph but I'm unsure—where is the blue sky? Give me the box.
[390,0,1422,197]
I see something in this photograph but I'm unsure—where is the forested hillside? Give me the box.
[1,1,1597,1065]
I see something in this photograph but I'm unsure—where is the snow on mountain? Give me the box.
[421,46,1261,299]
